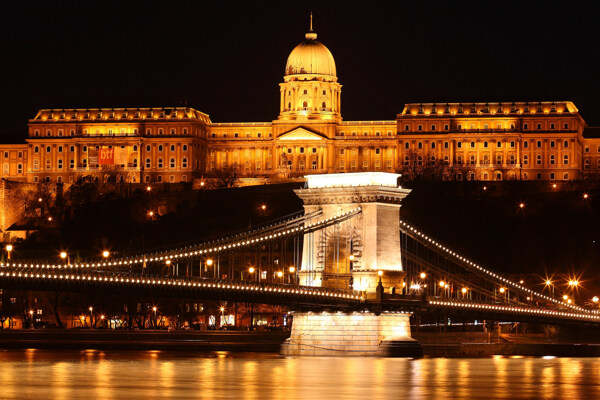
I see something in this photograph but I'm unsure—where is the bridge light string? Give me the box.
[399,220,598,316]
[0,269,362,301]
[429,300,600,322]
[0,208,361,273]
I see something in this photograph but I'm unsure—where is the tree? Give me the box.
[209,163,241,188]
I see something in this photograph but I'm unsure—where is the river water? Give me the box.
[0,350,599,399]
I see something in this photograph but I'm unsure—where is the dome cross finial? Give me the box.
[305,12,317,40]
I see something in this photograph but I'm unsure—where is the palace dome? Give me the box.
[285,31,337,78]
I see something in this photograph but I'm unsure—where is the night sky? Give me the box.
[2,1,599,142]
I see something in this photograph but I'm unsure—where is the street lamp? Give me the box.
[89,306,94,328]
[152,306,158,328]
[206,258,214,278]
[519,202,525,209]
[5,244,13,260]
[29,310,34,329]
[102,250,110,258]
[420,272,427,279]
[277,271,283,282]
[146,185,152,192]
[545,279,555,297]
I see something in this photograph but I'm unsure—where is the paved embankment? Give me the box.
[0,330,290,352]
[413,332,600,357]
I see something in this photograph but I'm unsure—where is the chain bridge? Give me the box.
[1,172,598,355]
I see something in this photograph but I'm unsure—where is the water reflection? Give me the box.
[0,351,598,399]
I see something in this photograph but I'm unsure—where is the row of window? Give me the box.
[33,144,189,154]
[2,151,24,159]
[33,127,191,137]
[45,110,185,120]
[404,122,570,132]
[338,131,394,137]
[403,139,572,150]
[32,174,189,184]
[400,154,572,167]
[32,157,189,170]
[2,163,23,174]
[211,132,271,138]
[412,104,562,115]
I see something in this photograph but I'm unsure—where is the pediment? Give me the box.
[277,126,327,141]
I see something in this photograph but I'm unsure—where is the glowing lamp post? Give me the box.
[89,306,94,328]
[545,279,555,297]
[5,244,13,261]
[289,266,296,284]
[152,306,158,328]
[102,250,110,259]
[420,272,427,279]
[277,271,283,282]
[206,258,214,278]
[29,310,34,329]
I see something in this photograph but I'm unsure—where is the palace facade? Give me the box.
[1,26,599,185]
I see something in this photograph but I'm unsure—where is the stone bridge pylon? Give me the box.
[295,172,411,295]
[282,172,422,357]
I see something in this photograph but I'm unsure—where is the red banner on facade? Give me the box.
[99,148,114,165]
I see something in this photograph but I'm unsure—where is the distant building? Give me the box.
[1,24,599,185]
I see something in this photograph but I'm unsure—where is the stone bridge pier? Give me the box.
[281,172,422,357]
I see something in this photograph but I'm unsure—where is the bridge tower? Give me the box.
[283,172,421,357]
[295,172,411,295]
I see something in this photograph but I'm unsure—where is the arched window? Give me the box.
[496,172,502,181]
[170,145,175,152]
[550,155,555,165]
[536,154,542,165]
[182,158,188,168]
[523,155,529,165]
[33,159,39,170]
[158,145,163,152]
[34,146,39,153]
[322,102,326,109]
[563,155,569,165]
[158,158,163,168]
[302,101,308,108]
[146,158,151,168]
[170,158,176,168]
[57,159,63,169]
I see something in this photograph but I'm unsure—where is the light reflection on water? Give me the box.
[0,350,599,399]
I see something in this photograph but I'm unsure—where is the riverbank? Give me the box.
[2,330,600,357]
[0,329,290,352]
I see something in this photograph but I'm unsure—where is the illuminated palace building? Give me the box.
[1,26,600,185]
